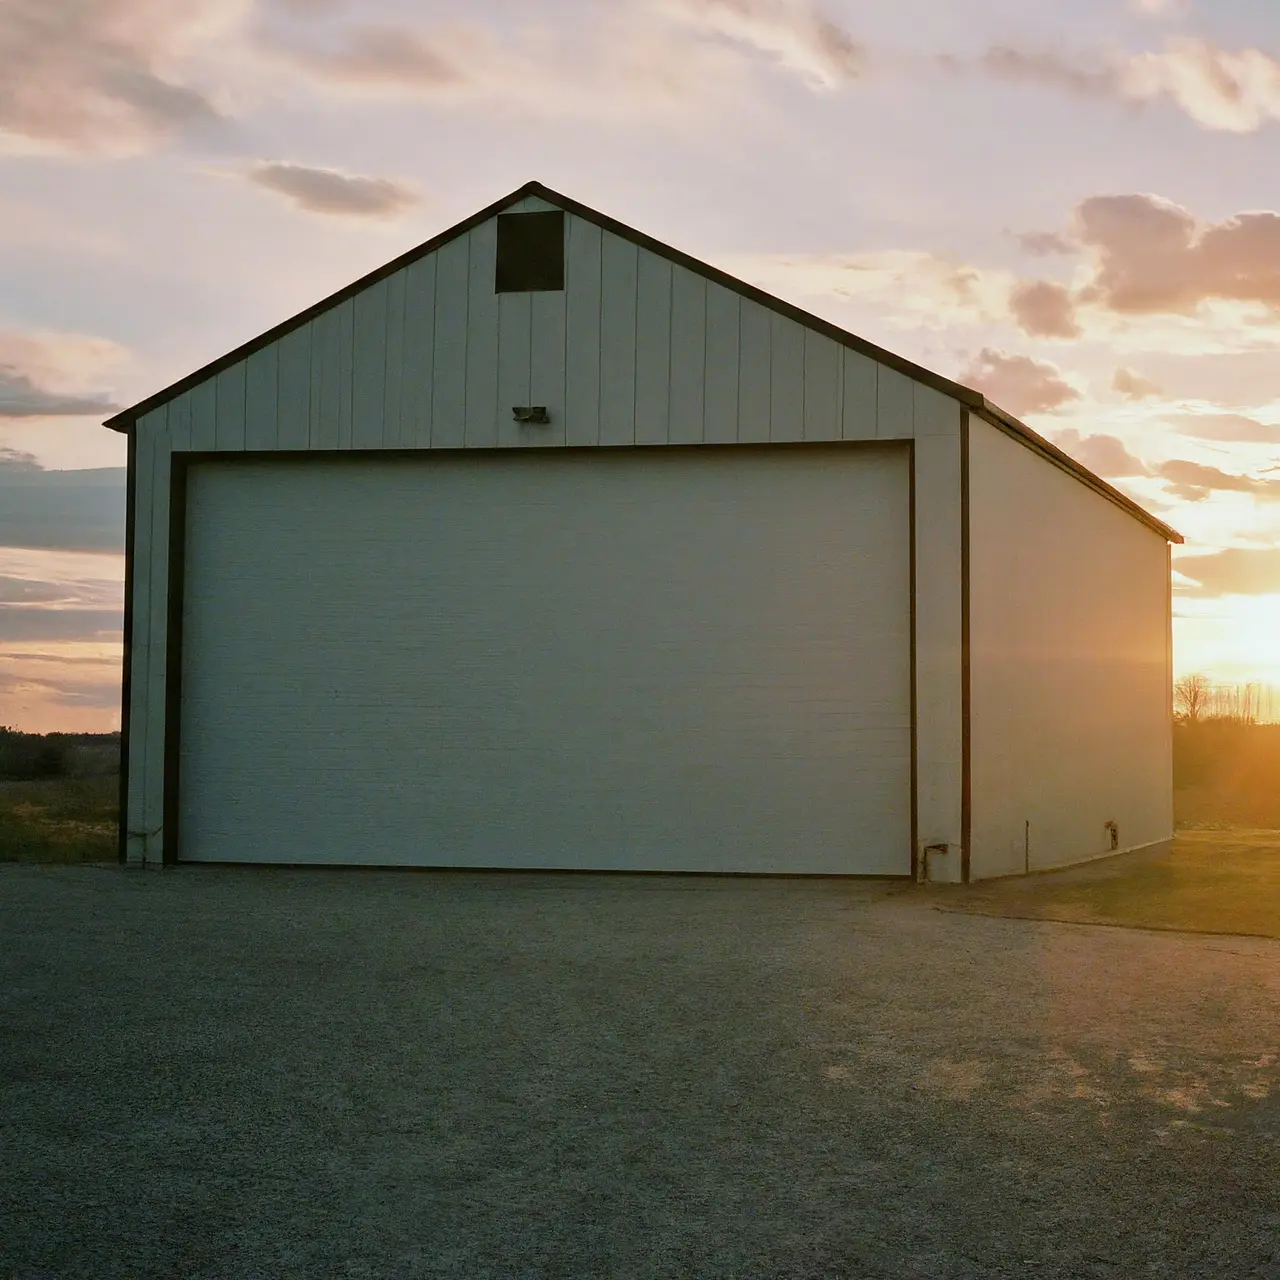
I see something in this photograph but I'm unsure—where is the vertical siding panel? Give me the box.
[126,417,158,863]
[189,380,216,452]
[276,323,312,451]
[401,255,436,448]
[877,365,915,438]
[308,307,341,450]
[667,267,706,445]
[431,233,470,448]
[167,391,192,453]
[841,349,878,440]
[802,331,842,442]
[530,288,567,448]
[351,279,389,450]
[736,299,771,445]
[214,364,246,451]
[598,234,638,446]
[769,313,805,443]
[496,291,533,448]
[634,254,672,446]
[337,297,355,449]
[914,382,960,437]
[564,217,602,447]
[244,345,279,450]
[144,418,171,863]
[703,286,740,444]
[384,270,406,449]
[464,219,500,448]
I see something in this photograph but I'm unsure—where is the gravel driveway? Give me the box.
[2,864,1277,1279]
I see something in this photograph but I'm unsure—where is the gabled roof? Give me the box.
[103,180,1182,544]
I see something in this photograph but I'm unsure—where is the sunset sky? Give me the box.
[3,0,1280,731]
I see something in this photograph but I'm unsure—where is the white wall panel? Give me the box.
[307,307,341,451]
[770,313,804,443]
[842,349,877,441]
[914,428,964,882]
[244,345,278,451]
[351,279,388,450]
[529,289,567,448]
[599,233,639,446]
[214,365,246,452]
[737,299,772,445]
[703,287,740,445]
[189,380,216,452]
[464,219,500,448]
[968,418,1173,880]
[143,416,171,864]
[496,291,533,449]
[668,267,706,446]
[634,254,672,447]
[877,366,914,439]
[275,323,311,451]
[167,390,192,452]
[383,271,406,449]
[803,331,841,442]
[400,256,436,447]
[564,217,602,447]
[430,234,469,449]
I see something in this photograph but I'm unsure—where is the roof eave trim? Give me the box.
[102,179,548,431]
[974,400,1184,545]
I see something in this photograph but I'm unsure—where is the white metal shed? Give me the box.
[106,181,1182,882]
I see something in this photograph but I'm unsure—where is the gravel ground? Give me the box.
[2,864,1277,1280]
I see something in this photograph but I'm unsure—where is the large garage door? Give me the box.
[177,446,912,874]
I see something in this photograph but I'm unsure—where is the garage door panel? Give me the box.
[178,446,912,874]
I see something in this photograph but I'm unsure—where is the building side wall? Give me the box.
[967,417,1173,881]
[122,194,966,867]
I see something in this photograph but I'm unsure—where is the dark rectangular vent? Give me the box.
[495,211,565,293]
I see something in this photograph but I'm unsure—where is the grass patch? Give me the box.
[0,775,118,864]
[935,830,1280,940]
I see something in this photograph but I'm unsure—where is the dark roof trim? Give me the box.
[104,180,1182,544]
[976,403,1183,544]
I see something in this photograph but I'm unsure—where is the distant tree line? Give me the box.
[0,729,121,781]
[1174,675,1278,727]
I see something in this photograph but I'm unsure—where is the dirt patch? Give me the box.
[918,829,1280,940]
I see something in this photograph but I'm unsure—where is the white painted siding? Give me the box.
[120,195,973,869]
[177,448,913,873]
[968,417,1173,880]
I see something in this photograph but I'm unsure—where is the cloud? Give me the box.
[1052,429,1149,477]
[262,0,862,113]
[961,349,1082,417]
[1073,194,1280,316]
[660,0,865,88]
[0,607,122,643]
[1114,367,1164,399]
[1155,459,1280,503]
[0,464,126,553]
[0,331,128,420]
[1168,413,1280,443]
[1176,547,1280,596]
[1015,230,1077,257]
[0,0,246,156]
[267,21,474,93]
[720,249,1014,331]
[0,371,121,418]
[245,161,419,218]
[944,38,1280,133]
[1009,280,1081,338]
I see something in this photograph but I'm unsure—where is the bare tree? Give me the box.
[1174,673,1211,725]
